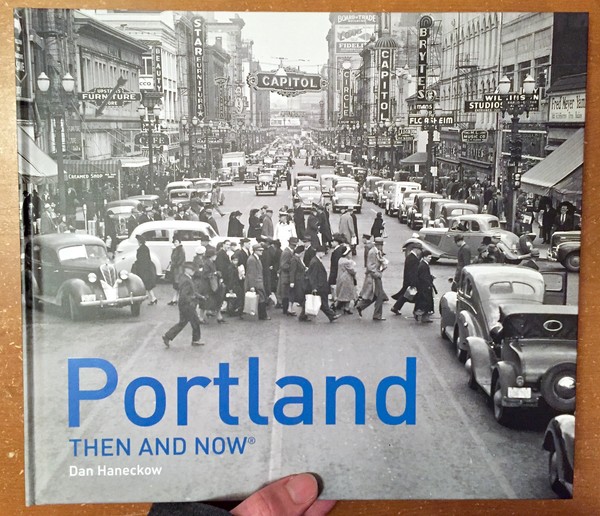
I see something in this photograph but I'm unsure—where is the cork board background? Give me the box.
[1,0,599,514]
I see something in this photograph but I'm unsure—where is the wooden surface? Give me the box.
[1,0,599,514]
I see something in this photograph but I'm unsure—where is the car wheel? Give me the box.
[563,252,580,273]
[439,315,448,340]
[492,379,514,425]
[466,358,477,390]
[64,293,82,322]
[540,363,577,413]
[131,303,141,317]
[454,327,467,363]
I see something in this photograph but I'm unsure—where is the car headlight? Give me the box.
[87,272,97,283]
[119,270,129,280]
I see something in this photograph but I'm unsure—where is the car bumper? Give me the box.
[548,250,558,262]
[80,294,147,308]
[501,389,541,408]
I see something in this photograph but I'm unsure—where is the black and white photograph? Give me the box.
[17,9,586,504]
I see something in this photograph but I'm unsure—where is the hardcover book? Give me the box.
[17,8,587,504]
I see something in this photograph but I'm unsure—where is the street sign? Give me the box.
[397,131,417,141]
[461,129,489,143]
[430,166,438,177]
[134,132,170,146]
[79,87,141,107]
[408,114,455,126]
[464,92,540,112]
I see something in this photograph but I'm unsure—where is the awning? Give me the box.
[401,151,428,165]
[521,128,584,199]
[119,156,149,168]
[63,159,121,180]
[17,126,58,184]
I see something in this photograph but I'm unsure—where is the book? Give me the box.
[17,8,586,504]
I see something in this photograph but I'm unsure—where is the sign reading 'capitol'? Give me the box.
[247,70,328,97]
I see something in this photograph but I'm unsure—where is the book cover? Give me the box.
[17,8,586,504]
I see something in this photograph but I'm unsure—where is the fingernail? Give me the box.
[285,474,317,505]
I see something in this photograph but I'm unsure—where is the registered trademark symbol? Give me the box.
[248,437,256,445]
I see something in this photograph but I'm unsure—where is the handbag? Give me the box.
[404,286,418,301]
[243,289,258,319]
[305,291,322,316]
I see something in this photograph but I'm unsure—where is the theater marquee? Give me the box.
[247,70,328,97]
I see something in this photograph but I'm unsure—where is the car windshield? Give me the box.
[194,183,212,191]
[298,184,319,192]
[58,244,108,263]
[171,191,191,200]
[489,219,500,228]
[489,281,536,296]
[259,175,274,181]
[337,185,357,192]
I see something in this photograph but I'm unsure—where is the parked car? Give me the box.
[244,165,260,183]
[398,191,421,223]
[114,220,217,277]
[331,181,362,214]
[294,181,324,210]
[439,264,568,363]
[350,166,367,184]
[168,188,195,209]
[105,199,140,241]
[23,233,146,320]
[385,181,422,217]
[255,172,278,196]
[363,176,383,201]
[548,230,581,272]
[423,198,458,227]
[218,167,234,186]
[375,180,395,207]
[466,303,577,425]
[319,173,337,197]
[407,192,443,229]
[127,194,160,210]
[165,180,193,196]
[403,214,539,264]
[543,414,575,498]
[435,202,480,227]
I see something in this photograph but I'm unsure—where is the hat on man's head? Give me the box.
[288,236,299,246]
[204,246,216,258]
[252,243,264,252]
[261,205,269,210]
[195,246,206,255]
[302,236,312,243]
[183,261,196,271]
[374,237,385,245]
[135,234,146,243]
[240,237,250,244]
[482,236,493,245]
[294,244,305,254]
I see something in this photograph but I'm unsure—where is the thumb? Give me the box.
[230,473,319,516]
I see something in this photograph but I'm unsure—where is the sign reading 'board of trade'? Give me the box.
[377,48,394,122]
[192,18,205,120]
[416,16,433,101]
[78,88,141,107]
[247,70,328,97]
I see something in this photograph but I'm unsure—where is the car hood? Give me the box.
[60,257,111,272]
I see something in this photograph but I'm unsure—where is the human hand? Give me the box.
[231,473,336,516]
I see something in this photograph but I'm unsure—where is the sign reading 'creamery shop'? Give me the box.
[247,70,328,97]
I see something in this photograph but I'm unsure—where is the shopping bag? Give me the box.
[404,286,417,302]
[305,292,322,316]
[243,290,258,320]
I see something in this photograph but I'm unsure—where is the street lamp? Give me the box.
[181,115,199,176]
[138,94,163,191]
[497,73,536,232]
[419,102,443,192]
[36,71,76,218]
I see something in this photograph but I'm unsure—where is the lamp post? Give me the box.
[181,115,199,176]
[419,102,443,192]
[497,74,536,233]
[386,119,403,174]
[137,93,163,191]
[36,71,76,218]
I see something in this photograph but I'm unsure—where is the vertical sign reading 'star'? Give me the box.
[192,18,205,121]
[153,46,163,93]
[417,16,432,101]
[377,48,393,122]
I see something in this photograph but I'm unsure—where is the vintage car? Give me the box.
[294,180,324,211]
[385,181,422,217]
[435,202,480,227]
[423,198,460,227]
[350,166,367,184]
[407,192,443,229]
[217,167,234,186]
[127,194,160,210]
[191,179,222,205]
[165,180,193,195]
[23,233,146,320]
[244,165,260,183]
[319,174,337,197]
[168,188,195,209]
[335,160,354,176]
[543,414,575,498]
[375,180,395,207]
[331,181,362,214]
[465,303,577,425]
[398,191,421,223]
[439,264,568,363]
[363,176,383,201]
[548,230,581,272]
[114,220,217,277]
[105,199,140,241]
[255,172,278,196]
[403,214,539,264]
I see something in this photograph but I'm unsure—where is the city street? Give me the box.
[27,162,578,502]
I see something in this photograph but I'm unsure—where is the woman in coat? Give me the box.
[247,208,262,238]
[288,245,307,311]
[168,236,185,305]
[227,210,245,237]
[414,250,436,323]
[133,235,157,304]
[335,247,357,314]
[370,212,385,238]
[198,246,226,323]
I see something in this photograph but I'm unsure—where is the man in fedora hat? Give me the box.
[278,236,298,315]
[391,243,421,315]
[292,199,305,240]
[245,244,269,320]
[356,237,388,321]
[261,208,275,239]
[300,245,340,323]
[162,261,205,348]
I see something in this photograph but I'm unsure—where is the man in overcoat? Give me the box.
[299,246,339,323]
[356,237,388,321]
[305,206,321,247]
[293,199,305,240]
[245,244,269,320]
[261,209,275,238]
[453,235,471,290]
[278,236,298,315]
[328,234,347,304]
[302,236,316,267]
[391,245,421,315]
[162,262,204,347]
[338,207,356,251]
